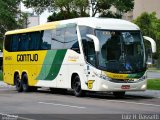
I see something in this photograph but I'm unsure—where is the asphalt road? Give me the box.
[0,86,160,120]
[0,71,159,120]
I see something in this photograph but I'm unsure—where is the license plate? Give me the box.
[121,85,130,89]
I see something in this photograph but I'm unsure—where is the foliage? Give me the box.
[23,0,89,16]
[133,12,160,63]
[48,11,89,22]
[0,0,27,50]
[147,79,160,90]
[0,70,3,81]
[92,0,134,17]
[18,12,30,28]
[48,11,90,22]
[99,11,122,18]
[23,0,134,21]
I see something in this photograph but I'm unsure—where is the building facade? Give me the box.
[27,13,40,27]
[123,0,160,21]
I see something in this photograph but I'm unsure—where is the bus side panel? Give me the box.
[56,64,69,88]
[22,64,37,86]
[3,65,13,85]
[35,50,67,88]
[3,50,12,85]
[63,50,88,90]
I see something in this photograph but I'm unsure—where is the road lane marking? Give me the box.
[17,116,35,120]
[0,113,35,120]
[38,102,86,109]
[106,100,160,107]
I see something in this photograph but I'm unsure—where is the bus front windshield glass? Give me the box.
[96,30,146,73]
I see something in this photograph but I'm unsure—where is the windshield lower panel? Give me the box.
[96,30,146,74]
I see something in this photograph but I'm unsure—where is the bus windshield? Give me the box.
[95,30,146,74]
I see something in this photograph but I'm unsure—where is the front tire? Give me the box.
[73,76,85,97]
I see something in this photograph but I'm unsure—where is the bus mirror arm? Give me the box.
[143,36,156,53]
[86,34,100,52]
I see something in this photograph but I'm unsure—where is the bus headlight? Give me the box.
[94,72,110,80]
[102,84,108,89]
[99,74,108,80]
[139,75,146,81]
[141,84,146,89]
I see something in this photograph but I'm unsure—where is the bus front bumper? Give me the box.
[98,79,147,92]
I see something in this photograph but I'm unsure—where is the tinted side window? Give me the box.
[18,34,29,51]
[29,32,41,50]
[12,35,19,51]
[52,28,65,49]
[65,26,78,48]
[79,26,94,39]
[5,35,12,52]
[41,30,52,50]
[64,26,80,53]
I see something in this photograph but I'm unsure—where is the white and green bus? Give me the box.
[3,17,156,97]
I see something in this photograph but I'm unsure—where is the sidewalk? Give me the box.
[0,81,14,88]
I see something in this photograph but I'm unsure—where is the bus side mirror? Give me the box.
[86,34,100,52]
[143,36,156,53]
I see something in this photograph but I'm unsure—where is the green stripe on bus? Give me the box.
[45,50,67,80]
[128,71,145,78]
[36,50,67,80]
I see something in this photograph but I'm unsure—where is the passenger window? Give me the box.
[12,35,19,51]
[41,30,52,50]
[5,35,12,52]
[29,32,41,50]
[18,34,29,51]
[65,26,80,53]
[52,28,65,49]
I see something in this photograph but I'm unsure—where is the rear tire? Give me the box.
[22,74,30,92]
[113,91,125,98]
[73,75,85,97]
[14,74,23,92]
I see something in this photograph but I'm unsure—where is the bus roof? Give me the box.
[5,17,140,35]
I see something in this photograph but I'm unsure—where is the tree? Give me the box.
[133,12,160,68]
[23,0,89,16]
[0,0,26,50]
[92,0,134,17]
[23,0,134,20]
[48,11,82,22]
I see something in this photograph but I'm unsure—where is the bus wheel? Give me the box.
[14,74,23,92]
[73,76,84,97]
[113,91,125,98]
[22,74,30,92]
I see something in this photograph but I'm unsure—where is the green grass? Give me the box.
[147,79,160,90]
[0,71,3,81]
